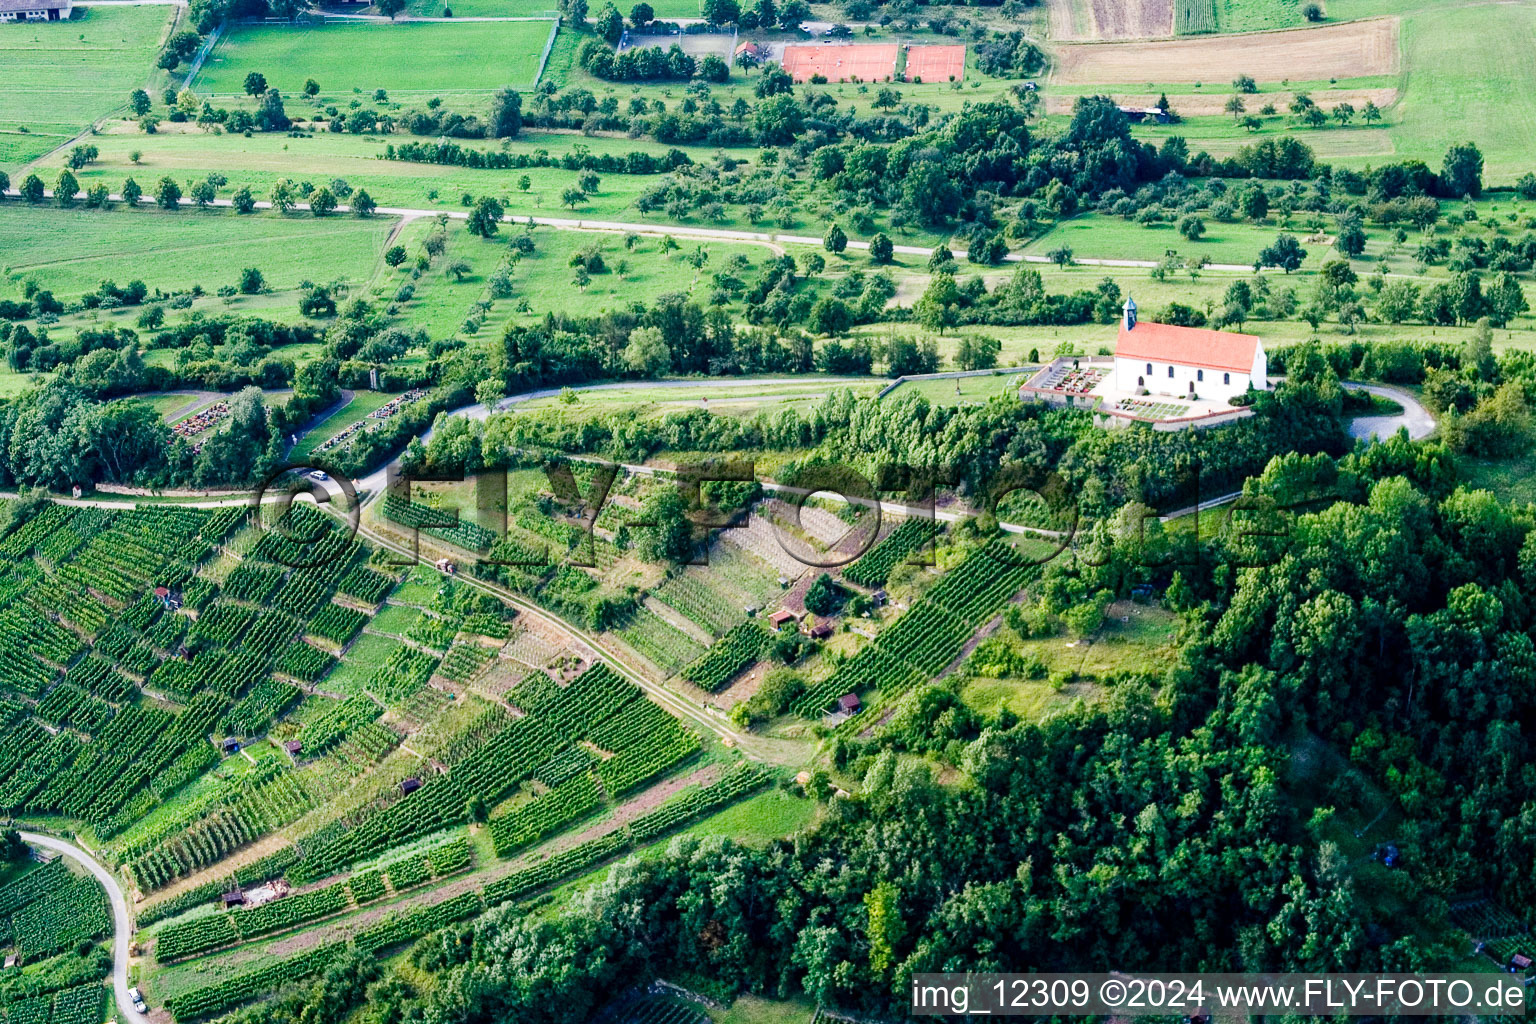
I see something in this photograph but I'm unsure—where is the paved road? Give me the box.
[5,189,1262,272]
[19,832,149,1024]
[1345,381,1436,441]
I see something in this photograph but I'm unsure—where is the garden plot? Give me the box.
[503,628,564,673]
[651,545,780,638]
[719,513,810,579]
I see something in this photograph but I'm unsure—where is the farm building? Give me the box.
[809,621,834,640]
[284,740,303,757]
[1113,297,1266,403]
[837,693,861,714]
[400,777,422,795]
[0,0,72,20]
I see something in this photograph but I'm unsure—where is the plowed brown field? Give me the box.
[1052,17,1399,84]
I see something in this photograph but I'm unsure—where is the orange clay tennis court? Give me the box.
[903,44,965,82]
[780,43,899,82]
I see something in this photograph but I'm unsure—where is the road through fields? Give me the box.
[18,832,150,1024]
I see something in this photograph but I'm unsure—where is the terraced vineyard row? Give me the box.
[287,664,698,882]
[158,836,477,962]
[843,517,942,587]
[681,621,766,691]
[165,764,767,1021]
[793,540,1041,716]
[382,495,498,552]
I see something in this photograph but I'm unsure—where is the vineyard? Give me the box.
[164,763,767,1021]
[285,664,699,882]
[793,540,1041,717]
[615,607,707,675]
[11,872,111,961]
[681,621,766,691]
[843,518,942,588]
[381,495,498,552]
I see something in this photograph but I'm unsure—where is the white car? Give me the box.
[308,470,329,482]
[127,988,141,1002]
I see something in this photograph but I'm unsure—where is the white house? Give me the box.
[0,0,71,19]
[1113,297,1266,404]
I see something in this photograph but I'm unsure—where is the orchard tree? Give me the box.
[231,185,256,213]
[240,268,265,294]
[121,178,143,205]
[352,189,376,217]
[467,195,504,237]
[490,87,523,138]
[189,177,217,208]
[156,176,182,210]
[304,78,320,97]
[868,232,894,263]
[270,179,297,213]
[1440,142,1484,199]
[19,174,44,204]
[385,245,408,268]
[622,325,671,377]
[54,170,78,206]
[1242,185,1269,221]
[1258,233,1307,273]
[129,88,152,116]
[595,2,623,42]
[630,0,652,22]
[257,90,290,131]
[377,0,407,18]
[309,187,338,216]
[702,0,739,23]
[823,222,847,254]
[243,71,268,96]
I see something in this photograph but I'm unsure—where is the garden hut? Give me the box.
[768,609,798,631]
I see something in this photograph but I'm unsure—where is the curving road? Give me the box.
[18,832,148,1024]
[1345,381,1436,441]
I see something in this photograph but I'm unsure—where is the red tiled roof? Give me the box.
[1116,320,1259,373]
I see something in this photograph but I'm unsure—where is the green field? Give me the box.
[0,204,394,299]
[0,6,175,170]
[1381,5,1536,183]
[881,370,1035,406]
[292,391,400,460]
[194,21,553,97]
[383,219,777,335]
[1020,211,1324,269]
[51,128,777,231]
[402,0,697,16]
[513,376,873,414]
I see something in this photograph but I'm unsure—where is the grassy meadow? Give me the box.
[194,20,553,98]
[0,203,394,299]
[0,6,175,170]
